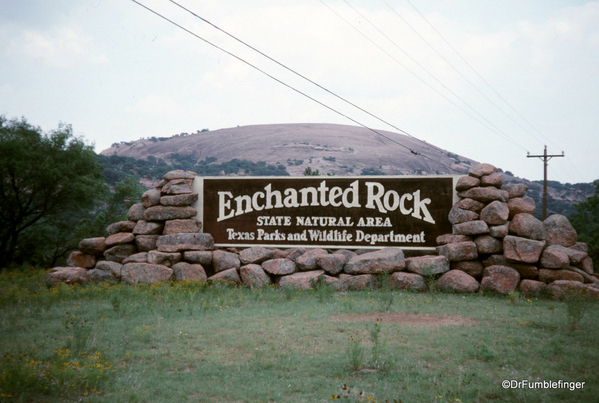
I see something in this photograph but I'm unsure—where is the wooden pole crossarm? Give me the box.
[527,145,565,220]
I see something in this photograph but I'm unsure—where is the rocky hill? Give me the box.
[100,123,594,217]
[101,123,476,176]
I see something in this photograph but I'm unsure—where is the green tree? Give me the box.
[303,166,335,176]
[570,180,599,268]
[0,116,106,268]
[72,176,145,241]
[13,176,145,268]
[303,167,319,176]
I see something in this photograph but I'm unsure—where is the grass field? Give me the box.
[1,269,597,403]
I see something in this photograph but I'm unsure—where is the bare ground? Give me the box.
[333,312,477,327]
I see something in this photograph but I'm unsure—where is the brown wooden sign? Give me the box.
[192,176,458,250]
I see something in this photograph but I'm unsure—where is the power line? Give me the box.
[403,0,585,183]
[166,0,450,157]
[341,0,531,152]
[403,0,552,142]
[129,0,457,173]
[346,1,586,184]
[320,0,526,151]
[381,1,554,150]
[563,157,586,183]
[528,146,564,219]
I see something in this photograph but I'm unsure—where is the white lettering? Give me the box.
[226,228,235,239]
[329,186,343,207]
[412,190,435,224]
[217,191,235,222]
[400,193,413,215]
[252,191,265,211]
[318,181,330,207]
[354,230,427,245]
[365,182,386,213]
[216,180,435,226]
[264,184,283,209]
[283,188,299,208]
[234,195,253,216]
[383,190,400,211]
[343,180,361,208]
[299,187,319,206]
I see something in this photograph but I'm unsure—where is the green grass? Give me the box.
[1,268,598,402]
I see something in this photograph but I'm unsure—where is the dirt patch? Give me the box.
[334,312,476,327]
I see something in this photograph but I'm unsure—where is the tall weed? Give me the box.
[370,318,386,370]
[310,275,335,302]
[421,267,438,300]
[373,272,394,312]
[346,333,365,371]
[563,288,594,330]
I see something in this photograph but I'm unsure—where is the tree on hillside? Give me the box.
[19,176,146,267]
[571,180,599,267]
[0,116,106,269]
[303,167,320,176]
[72,176,145,241]
[303,167,334,176]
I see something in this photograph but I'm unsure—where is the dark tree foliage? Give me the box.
[528,181,595,219]
[35,176,145,268]
[70,176,145,240]
[571,180,599,267]
[98,154,289,182]
[302,166,336,176]
[361,167,385,176]
[0,117,106,268]
[303,167,320,176]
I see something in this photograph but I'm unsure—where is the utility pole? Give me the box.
[527,145,564,220]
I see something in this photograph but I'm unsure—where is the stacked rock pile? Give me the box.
[45,166,598,299]
[46,169,407,290]
[160,245,408,291]
[433,163,599,298]
[45,170,214,286]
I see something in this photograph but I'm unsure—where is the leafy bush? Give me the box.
[309,275,334,302]
[562,288,595,330]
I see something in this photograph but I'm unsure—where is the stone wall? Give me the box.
[45,166,599,299]
[434,163,598,298]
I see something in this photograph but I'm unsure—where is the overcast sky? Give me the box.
[1,0,598,183]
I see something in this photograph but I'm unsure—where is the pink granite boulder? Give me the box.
[435,270,480,293]
[481,265,520,294]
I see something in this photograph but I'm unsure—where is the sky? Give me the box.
[1,0,598,183]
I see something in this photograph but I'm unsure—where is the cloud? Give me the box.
[2,0,596,181]
[5,26,108,68]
